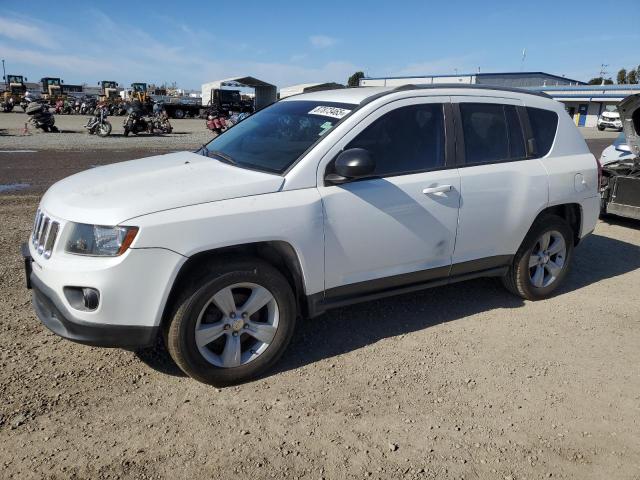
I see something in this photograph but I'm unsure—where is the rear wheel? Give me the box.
[502,215,574,300]
[173,108,185,119]
[165,259,296,386]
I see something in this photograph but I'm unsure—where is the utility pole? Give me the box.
[2,59,6,89]
[599,63,609,85]
[521,48,526,71]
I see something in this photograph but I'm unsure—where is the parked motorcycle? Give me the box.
[148,111,173,134]
[20,97,30,112]
[115,102,129,116]
[80,98,97,115]
[72,97,82,114]
[1,97,15,112]
[26,101,58,132]
[61,99,74,115]
[206,108,228,135]
[84,104,112,137]
[123,105,150,136]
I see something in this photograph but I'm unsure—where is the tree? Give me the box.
[617,68,627,84]
[637,65,640,83]
[347,71,365,87]
[588,77,613,85]
[628,69,638,85]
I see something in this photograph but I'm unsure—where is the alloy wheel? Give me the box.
[194,282,279,368]
[528,230,567,288]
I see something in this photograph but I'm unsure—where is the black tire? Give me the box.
[123,127,129,137]
[597,125,605,131]
[173,109,185,119]
[50,126,59,133]
[165,258,296,386]
[97,121,112,137]
[502,214,574,300]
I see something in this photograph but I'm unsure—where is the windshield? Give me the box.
[202,100,356,174]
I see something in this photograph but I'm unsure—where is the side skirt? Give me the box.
[306,255,512,318]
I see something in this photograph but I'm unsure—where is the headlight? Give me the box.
[65,223,138,256]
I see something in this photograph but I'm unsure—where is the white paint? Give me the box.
[31,85,599,336]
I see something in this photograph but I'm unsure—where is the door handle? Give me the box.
[422,185,452,195]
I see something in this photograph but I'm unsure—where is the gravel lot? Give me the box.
[0,118,639,479]
[0,111,212,151]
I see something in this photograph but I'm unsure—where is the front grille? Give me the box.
[32,209,60,259]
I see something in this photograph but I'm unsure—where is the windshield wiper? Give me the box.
[207,150,237,166]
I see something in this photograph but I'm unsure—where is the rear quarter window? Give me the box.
[526,107,558,157]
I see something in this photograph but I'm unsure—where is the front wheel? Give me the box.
[97,121,112,137]
[502,215,574,300]
[597,125,605,131]
[165,259,297,386]
[173,109,185,119]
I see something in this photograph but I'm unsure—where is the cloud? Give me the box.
[0,11,359,89]
[309,35,338,48]
[394,55,478,77]
[0,43,111,74]
[0,16,56,49]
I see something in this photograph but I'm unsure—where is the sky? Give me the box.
[1,0,639,90]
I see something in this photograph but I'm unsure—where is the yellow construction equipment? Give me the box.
[1,74,27,112]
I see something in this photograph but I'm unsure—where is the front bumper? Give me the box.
[598,121,622,129]
[30,271,158,348]
[22,241,184,349]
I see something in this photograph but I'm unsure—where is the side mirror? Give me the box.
[326,148,375,184]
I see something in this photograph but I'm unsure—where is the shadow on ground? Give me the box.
[136,232,640,380]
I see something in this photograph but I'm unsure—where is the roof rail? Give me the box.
[361,83,552,106]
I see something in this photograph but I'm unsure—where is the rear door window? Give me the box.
[459,103,526,164]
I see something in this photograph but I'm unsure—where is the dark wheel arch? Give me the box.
[161,241,308,329]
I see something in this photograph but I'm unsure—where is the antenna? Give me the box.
[599,63,609,84]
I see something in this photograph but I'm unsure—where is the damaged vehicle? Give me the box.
[601,94,640,220]
[22,85,600,386]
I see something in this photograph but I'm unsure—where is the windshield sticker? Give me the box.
[318,121,334,136]
[308,106,351,119]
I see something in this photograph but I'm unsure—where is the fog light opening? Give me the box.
[82,288,100,310]
[63,286,100,312]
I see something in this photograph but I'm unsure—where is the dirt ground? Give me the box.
[0,135,639,479]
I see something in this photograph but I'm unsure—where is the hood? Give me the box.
[41,151,284,225]
[618,94,640,157]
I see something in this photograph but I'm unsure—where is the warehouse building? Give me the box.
[533,84,640,128]
[359,71,640,128]
[360,71,585,88]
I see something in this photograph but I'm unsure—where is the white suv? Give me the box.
[597,109,623,131]
[23,85,600,386]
